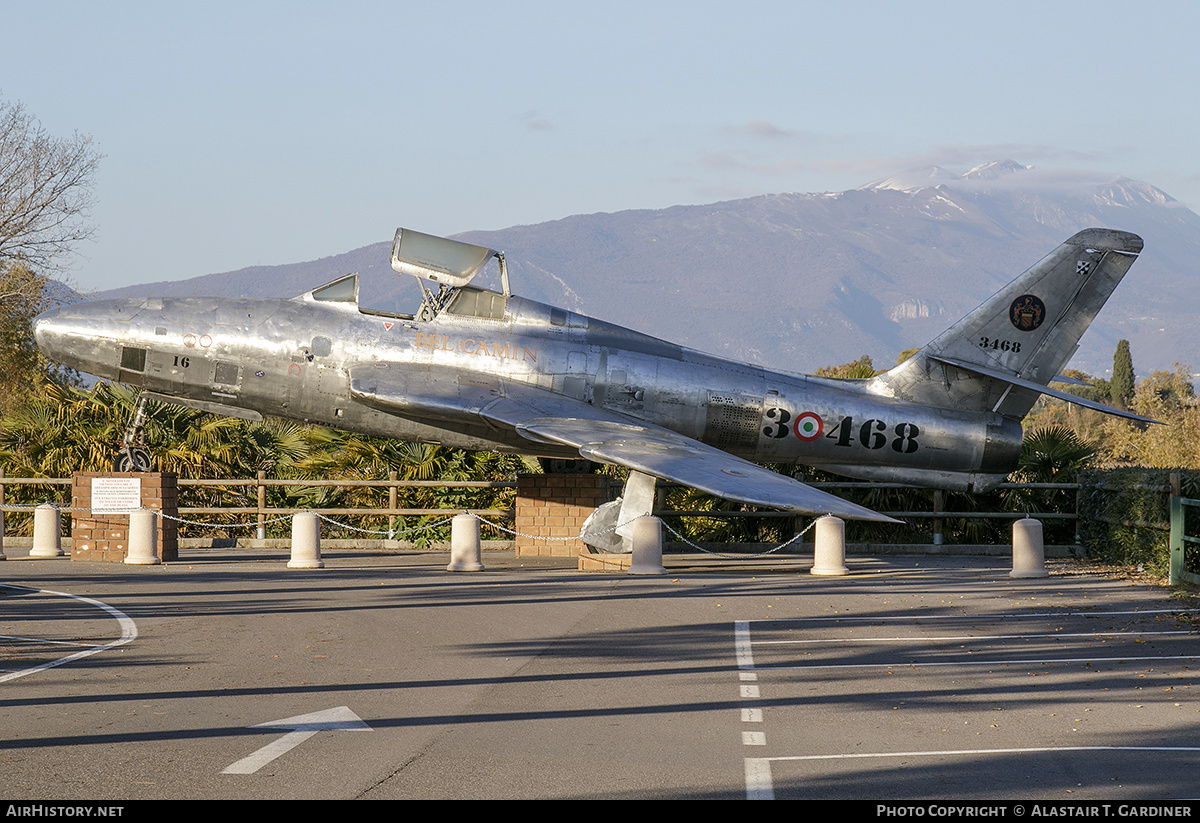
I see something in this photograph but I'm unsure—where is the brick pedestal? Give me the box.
[71,473,179,562]
[515,474,620,557]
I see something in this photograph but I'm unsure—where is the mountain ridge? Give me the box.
[96,161,1200,378]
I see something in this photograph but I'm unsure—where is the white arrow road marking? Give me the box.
[222,706,372,774]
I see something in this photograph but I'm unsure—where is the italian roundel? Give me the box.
[793,412,823,441]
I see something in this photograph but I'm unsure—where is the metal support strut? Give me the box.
[114,393,153,472]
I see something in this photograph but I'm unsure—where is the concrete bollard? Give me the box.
[29,504,63,557]
[1011,517,1048,578]
[447,513,484,572]
[628,515,667,575]
[811,515,849,576]
[288,512,324,569]
[0,510,6,560]
[125,509,161,565]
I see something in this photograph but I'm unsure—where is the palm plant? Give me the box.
[290,430,527,541]
[0,381,321,535]
[1,381,128,475]
[1004,425,1097,543]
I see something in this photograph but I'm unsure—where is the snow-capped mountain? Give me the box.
[98,162,1200,379]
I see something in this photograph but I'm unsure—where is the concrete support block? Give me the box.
[811,515,849,576]
[288,512,324,569]
[447,513,485,572]
[30,504,63,557]
[627,516,666,575]
[125,509,161,565]
[1010,517,1048,578]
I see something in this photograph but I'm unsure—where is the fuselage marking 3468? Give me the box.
[764,408,922,453]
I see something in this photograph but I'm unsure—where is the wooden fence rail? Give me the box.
[0,472,1084,545]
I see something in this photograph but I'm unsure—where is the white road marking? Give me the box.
[748,608,1200,624]
[756,630,1197,645]
[222,706,371,775]
[736,620,772,797]
[224,729,321,774]
[734,620,754,668]
[767,745,1200,762]
[0,584,137,683]
[759,654,1199,671]
[744,758,774,800]
[737,609,1200,800]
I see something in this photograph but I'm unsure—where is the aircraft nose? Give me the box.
[32,305,64,355]
[33,304,95,370]
[33,299,144,379]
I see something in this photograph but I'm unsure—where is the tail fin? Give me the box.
[869,228,1144,420]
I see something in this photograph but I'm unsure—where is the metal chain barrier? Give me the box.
[468,512,599,541]
[0,503,76,512]
[470,510,819,556]
[157,511,296,529]
[0,503,296,529]
[313,512,459,537]
[1,502,456,536]
[659,517,817,557]
[3,502,819,556]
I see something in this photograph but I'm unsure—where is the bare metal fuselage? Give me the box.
[35,287,1021,492]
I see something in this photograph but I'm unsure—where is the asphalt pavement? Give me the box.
[2,546,1198,800]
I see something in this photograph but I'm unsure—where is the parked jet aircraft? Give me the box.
[34,227,1149,549]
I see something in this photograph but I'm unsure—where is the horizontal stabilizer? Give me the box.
[928,354,1160,424]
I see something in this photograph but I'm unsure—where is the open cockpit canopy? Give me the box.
[299,229,512,323]
[390,227,510,321]
[390,228,506,290]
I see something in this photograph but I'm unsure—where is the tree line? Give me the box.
[816,341,1199,471]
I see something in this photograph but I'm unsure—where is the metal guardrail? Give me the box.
[1169,496,1200,586]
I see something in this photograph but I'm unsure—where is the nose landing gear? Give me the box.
[112,393,155,472]
[113,447,153,473]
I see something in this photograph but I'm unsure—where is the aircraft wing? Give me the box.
[349,364,898,523]
[507,415,899,523]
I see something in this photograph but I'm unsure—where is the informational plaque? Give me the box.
[91,477,142,514]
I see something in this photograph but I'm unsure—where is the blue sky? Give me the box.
[4,0,1198,290]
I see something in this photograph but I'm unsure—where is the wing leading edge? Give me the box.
[349,364,898,523]
[511,416,899,523]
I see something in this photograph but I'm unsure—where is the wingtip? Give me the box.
[822,507,904,525]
